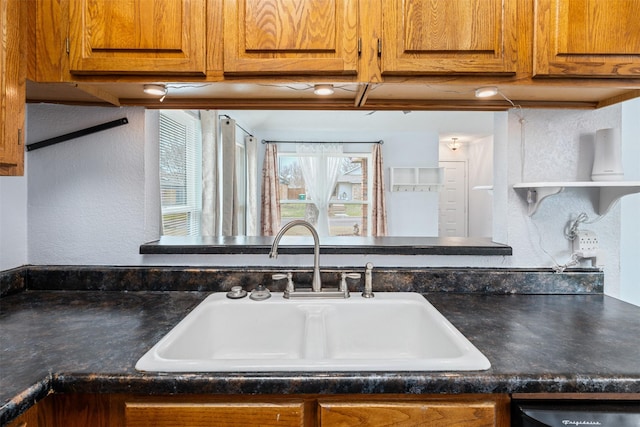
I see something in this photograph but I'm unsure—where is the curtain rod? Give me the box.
[219,114,254,137]
[262,139,383,145]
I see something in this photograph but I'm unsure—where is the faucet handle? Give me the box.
[273,272,294,295]
[339,272,360,296]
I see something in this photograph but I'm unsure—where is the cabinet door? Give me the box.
[319,400,502,427]
[1,0,25,176]
[125,401,306,427]
[69,0,205,75]
[534,0,640,77]
[381,0,518,75]
[223,0,359,76]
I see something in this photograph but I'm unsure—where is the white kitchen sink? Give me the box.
[135,292,490,372]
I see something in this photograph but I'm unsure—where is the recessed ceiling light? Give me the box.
[313,84,334,96]
[143,84,167,97]
[475,86,499,98]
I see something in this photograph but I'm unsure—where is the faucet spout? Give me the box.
[270,220,322,292]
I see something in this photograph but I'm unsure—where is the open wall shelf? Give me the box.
[390,167,443,192]
[513,181,640,216]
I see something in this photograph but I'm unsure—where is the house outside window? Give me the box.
[277,153,372,236]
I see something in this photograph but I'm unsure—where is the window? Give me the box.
[159,110,202,236]
[277,152,372,236]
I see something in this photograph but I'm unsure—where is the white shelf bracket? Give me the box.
[522,186,563,216]
[599,186,640,215]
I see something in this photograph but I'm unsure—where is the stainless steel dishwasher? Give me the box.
[512,400,640,426]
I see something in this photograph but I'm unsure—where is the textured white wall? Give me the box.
[5,101,637,303]
[505,106,623,296]
[0,174,28,270]
[26,104,147,265]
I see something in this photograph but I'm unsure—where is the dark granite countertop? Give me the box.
[1,290,639,424]
[140,235,513,256]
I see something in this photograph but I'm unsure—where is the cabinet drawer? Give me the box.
[125,401,306,427]
[319,400,498,427]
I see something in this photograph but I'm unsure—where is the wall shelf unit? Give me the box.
[390,167,443,192]
[513,181,640,216]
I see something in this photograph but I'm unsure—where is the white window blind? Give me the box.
[159,110,202,236]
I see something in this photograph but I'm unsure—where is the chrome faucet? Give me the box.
[269,220,322,292]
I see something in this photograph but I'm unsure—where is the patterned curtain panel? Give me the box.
[260,143,281,236]
[371,143,388,236]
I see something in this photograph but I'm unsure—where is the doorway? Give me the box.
[438,161,468,237]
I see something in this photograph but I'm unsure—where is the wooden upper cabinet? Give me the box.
[1,0,26,176]
[223,0,359,76]
[534,0,640,77]
[69,0,206,75]
[381,0,519,75]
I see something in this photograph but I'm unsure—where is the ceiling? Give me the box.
[222,109,495,144]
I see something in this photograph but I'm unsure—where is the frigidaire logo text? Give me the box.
[562,420,602,426]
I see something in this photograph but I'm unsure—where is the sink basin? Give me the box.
[136,292,490,372]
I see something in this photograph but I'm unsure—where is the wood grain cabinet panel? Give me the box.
[0,0,25,176]
[534,0,640,77]
[223,0,359,76]
[318,398,506,427]
[69,0,206,75]
[125,401,307,427]
[381,0,519,75]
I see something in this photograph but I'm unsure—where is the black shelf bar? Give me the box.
[26,117,129,152]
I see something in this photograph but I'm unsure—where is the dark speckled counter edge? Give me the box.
[0,374,51,426]
[54,372,640,396]
[1,265,603,296]
[3,370,638,425]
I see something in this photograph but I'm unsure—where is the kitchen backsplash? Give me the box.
[1,265,603,297]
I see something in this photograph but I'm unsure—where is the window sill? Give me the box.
[140,236,512,256]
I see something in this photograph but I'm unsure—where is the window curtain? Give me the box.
[371,143,388,236]
[297,143,343,237]
[260,143,280,235]
[245,135,259,236]
[200,110,218,236]
[220,119,239,236]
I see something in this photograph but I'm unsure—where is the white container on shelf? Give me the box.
[592,127,624,181]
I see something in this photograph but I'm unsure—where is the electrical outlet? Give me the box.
[573,230,599,258]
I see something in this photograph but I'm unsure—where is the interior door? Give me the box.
[438,161,468,237]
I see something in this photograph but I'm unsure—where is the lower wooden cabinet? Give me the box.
[125,400,309,427]
[11,393,510,427]
[317,395,510,427]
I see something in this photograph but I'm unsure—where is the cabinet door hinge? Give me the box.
[65,37,70,54]
[358,38,362,56]
[377,39,382,57]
